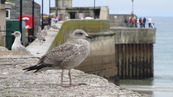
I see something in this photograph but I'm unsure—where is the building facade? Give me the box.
[55,0,72,8]
[0,1,14,46]
[0,2,7,46]
[9,0,40,30]
[51,0,109,20]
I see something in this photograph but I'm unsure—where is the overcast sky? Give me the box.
[35,0,173,17]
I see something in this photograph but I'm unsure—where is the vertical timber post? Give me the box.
[20,0,22,33]
[32,0,35,41]
[115,44,154,79]
[41,0,44,29]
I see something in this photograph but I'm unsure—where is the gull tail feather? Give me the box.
[23,64,48,73]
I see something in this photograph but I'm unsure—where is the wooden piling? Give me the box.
[115,44,154,79]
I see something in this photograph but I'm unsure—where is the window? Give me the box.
[6,10,10,19]
[1,0,6,4]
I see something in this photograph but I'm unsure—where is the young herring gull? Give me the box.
[11,31,31,54]
[23,29,92,87]
[37,26,48,44]
[42,26,48,37]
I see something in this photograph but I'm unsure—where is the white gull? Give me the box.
[11,31,31,54]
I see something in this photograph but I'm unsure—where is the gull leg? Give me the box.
[68,69,72,85]
[61,69,72,87]
[61,69,64,86]
[68,70,87,86]
[68,69,79,86]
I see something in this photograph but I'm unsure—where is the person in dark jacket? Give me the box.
[143,17,146,28]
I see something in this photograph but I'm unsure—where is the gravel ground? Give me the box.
[0,51,148,97]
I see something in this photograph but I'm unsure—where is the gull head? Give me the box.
[44,25,48,30]
[72,29,92,39]
[38,26,42,31]
[12,31,21,37]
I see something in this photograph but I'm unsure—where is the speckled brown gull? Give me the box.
[36,26,47,44]
[23,29,92,87]
[11,31,31,54]
[42,26,48,37]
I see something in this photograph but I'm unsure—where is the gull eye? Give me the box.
[78,32,83,35]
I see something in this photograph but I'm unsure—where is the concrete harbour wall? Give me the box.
[112,27,156,79]
[109,14,132,27]
[77,33,118,84]
[50,20,110,49]
[112,28,156,44]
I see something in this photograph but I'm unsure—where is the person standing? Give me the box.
[48,15,51,25]
[124,17,128,27]
[52,15,58,23]
[136,18,140,28]
[139,17,143,28]
[147,17,152,28]
[129,16,134,27]
[143,17,146,28]
[134,17,138,28]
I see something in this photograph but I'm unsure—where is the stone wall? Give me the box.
[76,33,118,84]
[0,54,142,97]
[55,0,72,8]
[99,6,109,20]
[111,27,156,44]
[109,14,132,27]
[0,3,6,46]
[50,20,110,50]
[112,27,156,79]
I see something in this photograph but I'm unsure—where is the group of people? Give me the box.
[47,14,63,25]
[124,16,155,28]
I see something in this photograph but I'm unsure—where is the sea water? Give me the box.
[120,17,173,97]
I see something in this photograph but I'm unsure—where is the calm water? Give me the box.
[120,17,173,97]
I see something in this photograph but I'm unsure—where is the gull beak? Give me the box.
[86,36,93,39]
[11,33,15,36]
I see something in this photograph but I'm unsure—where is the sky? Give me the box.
[35,0,173,17]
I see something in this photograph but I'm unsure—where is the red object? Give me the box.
[139,18,143,23]
[129,17,134,23]
[18,15,33,28]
